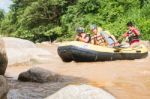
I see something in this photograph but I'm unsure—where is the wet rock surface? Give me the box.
[0,75,9,99]
[0,38,8,75]
[7,75,88,99]
[3,37,51,66]
[18,67,60,83]
[45,84,116,99]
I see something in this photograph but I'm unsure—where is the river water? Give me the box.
[6,44,150,99]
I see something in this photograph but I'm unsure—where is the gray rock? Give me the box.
[7,89,27,99]
[0,75,9,99]
[18,67,60,83]
[2,37,51,66]
[0,38,8,75]
[45,84,116,99]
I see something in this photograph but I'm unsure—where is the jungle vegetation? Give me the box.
[0,0,149,42]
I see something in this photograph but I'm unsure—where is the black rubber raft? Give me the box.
[57,41,148,62]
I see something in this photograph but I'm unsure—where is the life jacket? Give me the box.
[127,29,140,44]
[93,34,107,46]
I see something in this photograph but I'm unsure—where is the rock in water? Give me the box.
[0,75,9,99]
[45,84,116,99]
[2,37,51,66]
[18,67,60,83]
[0,38,8,75]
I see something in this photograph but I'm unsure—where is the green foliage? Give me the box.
[0,9,4,33]
[0,9,4,21]
[0,0,150,41]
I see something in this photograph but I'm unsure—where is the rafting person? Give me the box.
[90,24,119,47]
[75,27,90,43]
[90,25,107,46]
[121,21,140,47]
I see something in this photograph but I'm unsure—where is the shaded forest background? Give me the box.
[0,0,150,42]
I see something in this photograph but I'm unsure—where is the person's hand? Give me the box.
[75,35,81,40]
[91,35,97,39]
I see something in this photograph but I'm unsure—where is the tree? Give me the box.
[0,0,150,41]
[0,9,4,22]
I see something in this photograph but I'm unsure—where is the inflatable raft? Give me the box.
[57,41,148,62]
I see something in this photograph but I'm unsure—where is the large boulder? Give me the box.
[18,67,60,83]
[45,84,115,99]
[0,38,8,75]
[2,37,51,66]
[0,75,9,99]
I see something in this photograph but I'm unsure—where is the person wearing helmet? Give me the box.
[90,25,107,46]
[90,24,118,47]
[121,21,140,47]
[75,27,90,43]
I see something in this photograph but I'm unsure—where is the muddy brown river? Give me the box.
[6,44,150,99]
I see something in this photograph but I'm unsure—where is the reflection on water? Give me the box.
[7,45,150,99]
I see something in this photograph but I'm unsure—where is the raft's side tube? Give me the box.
[58,45,148,62]
[58,46,73,62]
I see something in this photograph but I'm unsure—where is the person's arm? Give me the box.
[117,32,128,43]
[91,35,102,40]
[78,36,89,43]
[132,29,140,35]
[122,32,128,38]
